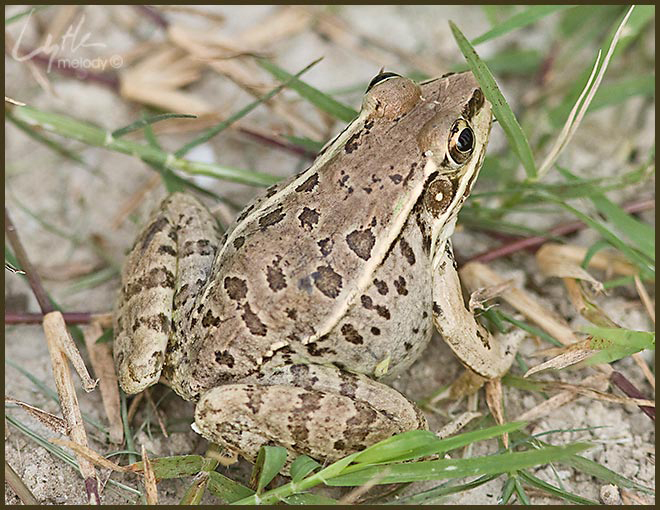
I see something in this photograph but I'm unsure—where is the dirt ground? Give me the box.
[4,5,655,505]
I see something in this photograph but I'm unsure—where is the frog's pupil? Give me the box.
[457,128,473,152]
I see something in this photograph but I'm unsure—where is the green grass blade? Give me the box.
[257,58,359,123]
[129,455,205,479]
[6,112,88,166]
[290,455,321,483]
[378,422,527,464]
[175,58,322,158]
[582,326,655,365]
[588,74,655,112]
[207,471,254,503]
[326,443,592,486]
[283,493,339,505]
[179,472,210,505]
[561,454,655,495]
[10,104,278,187]
[392,474,499,505]
[548,196,654,276]
[251,446,288,493]
[353,429,439,464]
[471,5,572,45]
[450,21,537,178]
[5,5,50,25]
[519,469,599,504]
[111,113,197,138]
[589,194,655,260]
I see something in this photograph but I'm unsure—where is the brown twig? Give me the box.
[466,198,655,264]
[5,209,53,313]
[134,5,169,29]
[5,208,100,504]
[5,311,112,325]
[610,371,655,421]
[5,461,39,505]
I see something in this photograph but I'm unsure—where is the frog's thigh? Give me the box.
[431,245,519,380]
[114,193,221,394]
[194,371,426,465]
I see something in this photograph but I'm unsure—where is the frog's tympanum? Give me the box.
[114,71,518,468]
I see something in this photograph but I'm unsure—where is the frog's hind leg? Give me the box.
[193,364,428,470]
[114,193,222,394]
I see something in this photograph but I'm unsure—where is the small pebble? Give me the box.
[599,484,621,505]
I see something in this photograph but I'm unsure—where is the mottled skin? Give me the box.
[114,71,517,468]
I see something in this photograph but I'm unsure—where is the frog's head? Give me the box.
[361,70,492,260]
[359,71,491,261]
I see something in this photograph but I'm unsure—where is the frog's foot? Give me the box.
[114,193,221,394]
[193,364,427,471]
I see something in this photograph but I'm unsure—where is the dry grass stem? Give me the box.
[536,243,604,292]
[141,445,159,505]
[514,373,609,422]
[126,391,145,423]
[5,461,39,505]
[44,311,98,392]
[145,389,169,438]
[83,322,123,444]
[5,96,26,106]
[524,340,595,376]
[634,274,655,324]
[42,311,100,503]
[485,379,508,448]
[110,174,162,230]
[50,438,131,473]
[313,9,445,77]
[460,261,579,345]
[563,277,617,328]
[436,411,482,439]
[5,397,68,435]
[119,47,211,114]
[632,353,655,390]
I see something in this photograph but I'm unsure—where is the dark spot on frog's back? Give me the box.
[318,237,333,256]
[215,350,234,368]
[242,303,268,336]
[224,276,247,301]
[399,237,416,266]
[157,244,176,257]
[344,130,362,153]
[346,228,375,260]
[393,275,408,295]
[389,174,403,184]
[341,323,364,345]
[266,263,287,292]
[311,265,343,299]
[258,206,285,230]
[295,172,319,193]
[373,279,388,295]
[202,309,221,328]
[298,207,320,231]
[233,236,245,249]
[140,216,169,251]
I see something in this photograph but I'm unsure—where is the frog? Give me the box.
[113,70,520,468]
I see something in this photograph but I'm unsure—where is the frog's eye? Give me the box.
[448,119,474,165]
[366,71,401,92]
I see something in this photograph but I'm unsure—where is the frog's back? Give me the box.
[165,73,483,400]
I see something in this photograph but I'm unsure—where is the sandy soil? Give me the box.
[5,5,654,505]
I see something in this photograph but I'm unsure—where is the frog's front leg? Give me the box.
[193,364,427,466]
[114,193,221,394]
[431,242,521,395]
